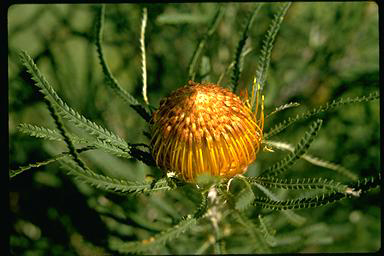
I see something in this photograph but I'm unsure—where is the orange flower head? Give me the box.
[150,80,264,182]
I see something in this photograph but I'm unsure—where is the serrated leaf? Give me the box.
[265,140,359,181]
[259,119,323,177]
[109,215,197,253]
[258,215,277,247]
[232,176,255,211]
[18,50,130,152]
[187,5,224,81]
[253,192,346,210]
[10,146,94,179]
[60,159,170,194]
[251,2,291,109]
[18,123,131,159]
[247,176,348,193]
[265,102,300,118]
[231,4,262,92]
[95,5,142,107]
[265,91,379,139]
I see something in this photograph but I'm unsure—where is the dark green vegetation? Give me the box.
[9,3,380,254]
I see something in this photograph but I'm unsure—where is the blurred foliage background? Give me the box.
[9,3,380,254]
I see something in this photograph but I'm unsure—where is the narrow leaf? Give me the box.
[109,199,208,254]
[265,91,379,139]
[109,216,197,253]
[254,181,306,226]
[248,176,348,193]
[95,5,141,106]
[10,146,94,179]
[259,119,323,177]
[45,99,87,170]
[61,159,170,194]
[253,192,346,210]
[18,123,64,141]
[18,123,131,158]
[253,175,380,210]
[251,2,291,109]
[265,102,300,119]
[231,4,262,92]
[108,190,210,253]
[188,5,224,81]
[230,210,271,253]
[18,50,130,152]
[347,174,380,194]
[232,175,256,211]
[217,48,252,86]
[258,215,277,247]
[264,140,358,181]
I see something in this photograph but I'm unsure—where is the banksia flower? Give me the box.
[151,80,264,182]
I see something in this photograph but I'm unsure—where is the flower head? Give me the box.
[151,80,264,182]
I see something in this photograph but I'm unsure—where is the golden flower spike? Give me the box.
[151,80,264,182]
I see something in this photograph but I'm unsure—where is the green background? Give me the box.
[9,3,380,254]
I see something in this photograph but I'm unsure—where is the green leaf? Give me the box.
[60,159,170,194]
[253,192,346,210]
[193,193,209,219]
[253,182,306,226]
[259,119,323,177]
[265,91,379,139]
[347,174,380,194]
[258,215,277,247]
[230,4,262,92]
[253,175,381,210]
[264,140,358,181]
[95,5,140,106]
[251,2,291,109]
[17,124,131,159]
[95,5,151,122]
[10,146,94,179]
[188,5,225,81]
[108,190,210,253]
[18,123,64,141]
[198,55,211,81]
[18,50,130,152]
[265,102,300,119]
[230,210,271,253]
[247,176,348,193]
[109,216,197,253]
[44,93,87,170]
[230,175,255,211]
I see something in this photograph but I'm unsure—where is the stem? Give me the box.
[213,222,221,254]
[207,185,222,254]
